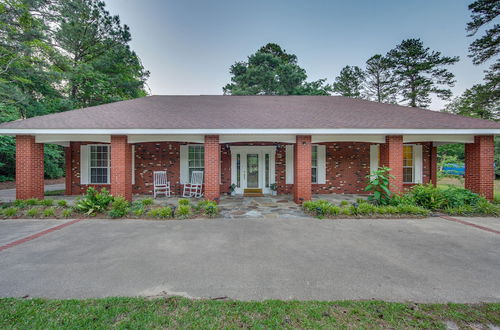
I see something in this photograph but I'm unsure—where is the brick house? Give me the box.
[1,95,499,203]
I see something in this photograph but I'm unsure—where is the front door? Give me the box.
[230,146,276,195]
[246,154,259,188]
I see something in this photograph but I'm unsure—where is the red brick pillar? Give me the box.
[111,135,132,201]
[465,135,494,200]
[204,135,220,201]
[64,145,72,195]
[379,135,403,194]
[16,135,44,200]
[430,145,438,187]
[293,135,312,204]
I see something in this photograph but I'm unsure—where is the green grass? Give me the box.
[0,297,498,329]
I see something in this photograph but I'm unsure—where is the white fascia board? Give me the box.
[2,128,500,135]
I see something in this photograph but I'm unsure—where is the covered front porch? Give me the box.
[14,133,495,203]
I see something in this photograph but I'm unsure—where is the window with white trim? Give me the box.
[403,145,414,183]
[188,145,204,179]
[89,145,110,184]
[311,145,318,184]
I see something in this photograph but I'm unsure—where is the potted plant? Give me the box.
[229,183,237,196]
[270,183,277,196]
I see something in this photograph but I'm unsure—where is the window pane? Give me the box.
[311,146,318,167]
[403,167,413,183]
[312,168,317,184]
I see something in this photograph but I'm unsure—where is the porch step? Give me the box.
[244,188,264,197]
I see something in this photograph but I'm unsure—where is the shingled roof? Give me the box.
[0,95,499,130]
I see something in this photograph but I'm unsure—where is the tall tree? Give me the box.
[331,65,365,98]
[52,0,149,107]
[386,38,459,108]
[444,83,499,120]
[223,43,330,95]
[365,55,397,103]
[466,0,499,65]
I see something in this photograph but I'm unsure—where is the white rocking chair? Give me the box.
[153,171,171,198]
[183,170,204,198]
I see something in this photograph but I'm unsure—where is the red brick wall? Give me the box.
[294,135,312,203]
[67,140,434,197]
[16,135,44,200]
[465,135,494,200]
[380,135,403,194]
[110,136,132,201]
[204,135,220,201]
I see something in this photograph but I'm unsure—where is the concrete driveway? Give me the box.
[0,217,498,302]
[0,184,65,203]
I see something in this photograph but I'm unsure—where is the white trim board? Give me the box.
[2,128,500,135]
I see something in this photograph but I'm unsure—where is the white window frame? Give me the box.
[403,144,414,184]
[188,145,204,180]
[88,144,111,184]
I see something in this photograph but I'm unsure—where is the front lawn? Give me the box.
[0,297,498,329]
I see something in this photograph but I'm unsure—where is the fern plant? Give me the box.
[365,166,394,205]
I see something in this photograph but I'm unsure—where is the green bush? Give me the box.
[26,207,40,218]
[141,198,154,206]
[356,202,376,215]
[133,207,145,216]
[43,207,56,217]
[340,200,349,206]
[375,205,399,215]
[13,200,26,208]
[75,187,114,215]
[57,200,68,207]
[26,198,40,206]
[395,204,430,216]
[444,205,475,216]
[40,199,54,207]
[303,200,331,218]
[108,197,130,218]
[3,207,17,217]
[440,186,481,208]
[195,200,219,217]
[406,184,446,210]
[178,198,190,206]
[148,207,172,219]
[365,166,394,205]
[62,209,72,218]
[471,199,500,216]
[176,205,192,219]
[327,205,341,216]
[341,206,354,216]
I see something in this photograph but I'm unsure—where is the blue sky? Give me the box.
[105,0,491,110]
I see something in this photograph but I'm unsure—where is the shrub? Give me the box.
[395,204,430,216]
[444,205,475,216]
[356,198,368,204]
[40,199,54,207]
[471,199,500,216]
[13,200,26,208]
[26,208,40,218]
[133,207,145,216]
[357,202,376,215]
[43,207,56,217]
[57,200,68,207]
[365,166,394,205]
[26,198,40,206]
[108,197,130,218]
[340,200,349,206]
[302,200,331,218]
[341,206,355,216]
[176,205,192,219]
[62,209,72,218]
[440,186,481,208]
[3,207,17,217]
[141,198,154,206]
[327,205,341,216]
[178,198,190,206]
[148,207,172,219]
[375,205,399,215]
[196,200,219,217]
[407,184,446,210]
[75,187,114,215]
